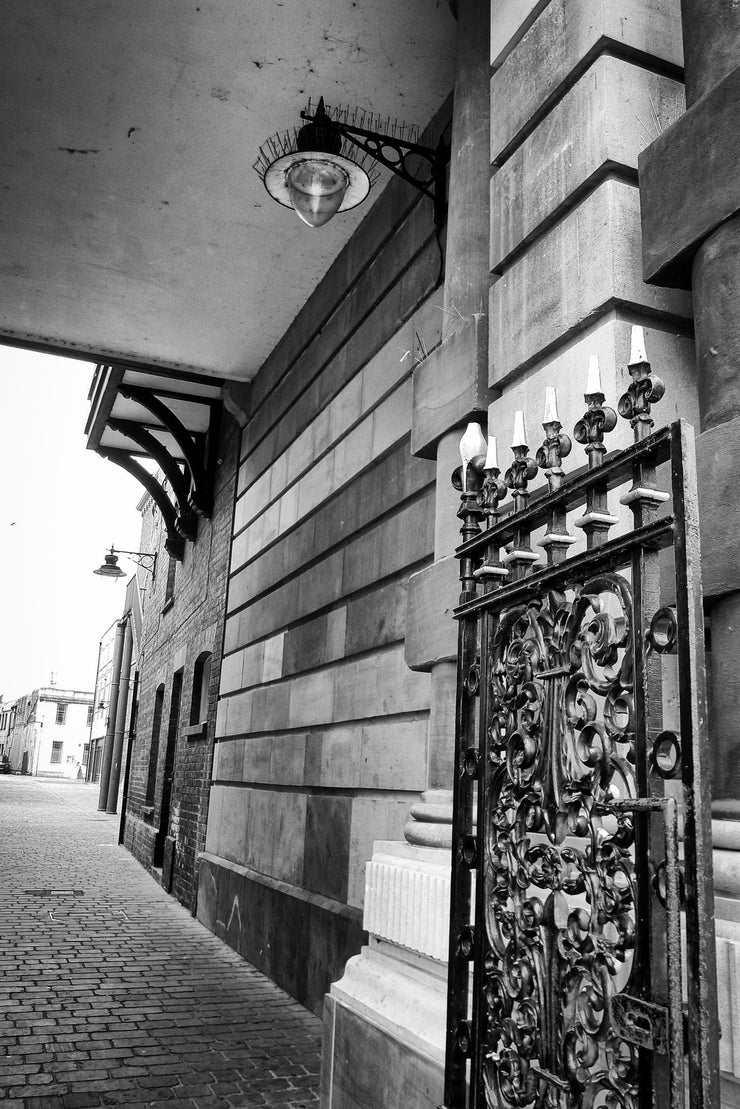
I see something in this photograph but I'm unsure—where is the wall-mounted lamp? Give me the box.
[94,547,156,579]
[254,97,448,229]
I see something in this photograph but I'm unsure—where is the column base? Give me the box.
[320,840,451,1109]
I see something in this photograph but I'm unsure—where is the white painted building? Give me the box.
[3,687,93,777]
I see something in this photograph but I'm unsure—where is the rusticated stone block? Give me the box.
[491,0,683,165]
[640,64,740,287]
[492,56,683,271]
[489,314,698,459]
[411,313,489,459]
[491,0,551,69]
[405,556,459,671]
[489,179,691,387]
[696,413,740,599]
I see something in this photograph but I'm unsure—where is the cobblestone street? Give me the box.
[0,777,322,1109]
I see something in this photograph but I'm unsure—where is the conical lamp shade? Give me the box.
[94,551,125,578]
[287,158,349,227]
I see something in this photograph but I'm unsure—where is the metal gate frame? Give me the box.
[442,344,720,1109]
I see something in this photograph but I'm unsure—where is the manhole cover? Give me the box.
[25,889,83,896]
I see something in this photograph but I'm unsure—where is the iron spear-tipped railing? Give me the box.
[442,329,719,1109]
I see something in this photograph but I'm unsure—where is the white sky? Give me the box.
[0,348,145,701]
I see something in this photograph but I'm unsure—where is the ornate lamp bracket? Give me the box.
[300,101,450,227]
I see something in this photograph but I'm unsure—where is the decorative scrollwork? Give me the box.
[481,574,641,1109]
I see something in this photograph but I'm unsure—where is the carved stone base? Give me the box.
[404,788,454,848]
[320,841,451,1109]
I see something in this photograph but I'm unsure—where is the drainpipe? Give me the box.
[97,619,126,810]
[118,670,139,844]
[106,617,133,814]
[86,637,103,783]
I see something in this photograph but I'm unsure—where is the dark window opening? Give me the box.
[163,556,177,611]
[154,669,183,868]
[55,703,67,725]
[145,684,165,806]
[50,741,63,764]
[189,652,212,725]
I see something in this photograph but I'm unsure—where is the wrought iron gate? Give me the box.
[443,338,720,1109]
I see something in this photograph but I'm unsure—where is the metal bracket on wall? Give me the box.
[97,448,186,560]
[117,385,215,518]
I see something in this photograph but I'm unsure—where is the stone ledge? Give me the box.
[322,964,445,1109]
[329,942,447,1064]
[197,850,364,924]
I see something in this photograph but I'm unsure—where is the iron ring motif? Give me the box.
[482,575,640,1108]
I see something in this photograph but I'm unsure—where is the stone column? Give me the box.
[639,9,740,1095]
[639,0,740,805]
[406,0,491,842]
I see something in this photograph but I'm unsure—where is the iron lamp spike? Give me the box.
[629,325,649,366]
[586,355,603,398]
[512,410,528,448]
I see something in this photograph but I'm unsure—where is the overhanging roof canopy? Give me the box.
[0,1,456,380]
[85,363,226,559]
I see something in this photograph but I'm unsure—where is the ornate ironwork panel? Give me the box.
[443,347,719,1109]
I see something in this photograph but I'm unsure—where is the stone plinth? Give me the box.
[320,841,450,1109]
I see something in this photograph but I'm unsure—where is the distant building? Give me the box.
[87,620,120,783]
[87,582,141,791]
[109,443,236,911]
[0,698,15,765]
[2,687,93,776]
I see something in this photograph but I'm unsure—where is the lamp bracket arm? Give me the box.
[301,108,449,220]
[114,549,157,574]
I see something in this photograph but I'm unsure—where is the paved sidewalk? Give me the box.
[0,777,321,1109]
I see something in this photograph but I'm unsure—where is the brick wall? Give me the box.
[197,164,447,1013]
[123,411,238,912]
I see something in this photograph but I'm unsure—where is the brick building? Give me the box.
[117,418,238,909]
[3,2,740,1108]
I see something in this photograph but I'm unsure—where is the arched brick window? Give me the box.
[145,684,165,805]
[189,652,212,726]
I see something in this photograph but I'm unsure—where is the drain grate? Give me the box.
[24,889,83,897]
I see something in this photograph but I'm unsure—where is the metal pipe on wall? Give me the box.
[106,617,134,814]
[97,618,126,810]
[86,637,103,783]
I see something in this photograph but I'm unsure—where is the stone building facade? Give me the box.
[195,161,448,1014]
[3,2,740,1107]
